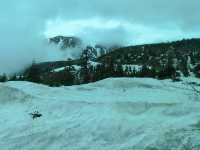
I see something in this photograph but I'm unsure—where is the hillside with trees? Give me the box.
[2,38,200,86]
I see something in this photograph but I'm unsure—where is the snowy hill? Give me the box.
[1,78,200,149]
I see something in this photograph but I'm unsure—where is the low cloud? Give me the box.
[0,0,200,74]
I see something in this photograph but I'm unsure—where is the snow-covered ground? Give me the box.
[1,77,200,149]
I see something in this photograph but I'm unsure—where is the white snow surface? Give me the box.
[52,67,66,72]
[122,64,143,72]
[1,77,200,149]
[52,65,82,72]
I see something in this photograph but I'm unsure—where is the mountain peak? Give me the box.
[49,36,82,49]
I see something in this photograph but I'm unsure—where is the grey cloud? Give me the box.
[0,0,200,74]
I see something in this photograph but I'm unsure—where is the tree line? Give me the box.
[0,46,181,85]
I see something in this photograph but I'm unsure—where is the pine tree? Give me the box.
[80,47,92,83]
[104,56,115,77]
[9,74,17,81]
[124,66,129,77]
[26,63,41,83]
[0,73,8,82]
[139,65,149,77]
[115,64,124,77]
[158,63,176,80]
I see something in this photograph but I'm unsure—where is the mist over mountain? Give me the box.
[12,37,198,88]
[2,1,200,149]
[1,0,200,74]
[49,36,82,49]
[48,35,122,60]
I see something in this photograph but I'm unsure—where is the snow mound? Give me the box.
[91,77,163,89]
[1,78,200,149]
[0,85,32,104]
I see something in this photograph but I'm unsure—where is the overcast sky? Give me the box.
[0,0,200,74]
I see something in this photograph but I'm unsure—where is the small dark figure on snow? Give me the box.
[29,111,42,120]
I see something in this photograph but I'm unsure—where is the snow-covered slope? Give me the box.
[1,78,200,149]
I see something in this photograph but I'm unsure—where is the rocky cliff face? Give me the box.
[48,36,121,59]
[49,36,82,49]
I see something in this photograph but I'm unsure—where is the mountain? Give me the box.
[95,44,121,57]
[98,38,200,76]
[48,36,121,58]
[13,38,200,86]
[49,36,82,49]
